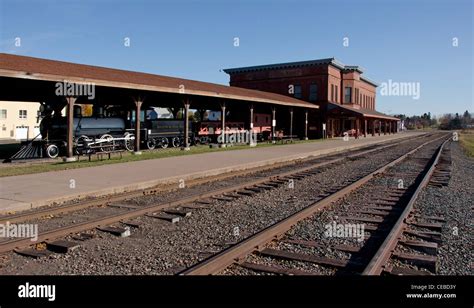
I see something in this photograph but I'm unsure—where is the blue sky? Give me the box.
[0,0,472,117]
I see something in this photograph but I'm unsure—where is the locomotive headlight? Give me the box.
[148,129,151,135]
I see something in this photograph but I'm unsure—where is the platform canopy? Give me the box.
[327,102,398,121]
[0,53,319,110]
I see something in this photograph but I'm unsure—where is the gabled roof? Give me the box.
[0,53,318,109]
[327,102,399,121]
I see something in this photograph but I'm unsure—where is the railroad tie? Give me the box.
[97,226,131,237]
[384,264,433,276]
[239,262,318,276]
[146,213,180,223]
[283,239,361,253]
[46,240,81,254]
[339,215,385,224]
[391,251,438,273]
[164,208,192,217]
[259,248,363,269]
[399,239,438,255]
[407,221,443,231]
[403,229,442,243]
[14,248,53,259]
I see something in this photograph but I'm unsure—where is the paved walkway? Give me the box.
[0,132,424,213]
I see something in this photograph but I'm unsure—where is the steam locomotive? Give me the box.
[36,106,194,158]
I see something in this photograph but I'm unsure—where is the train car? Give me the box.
[196,113,272,144]
[196,121,245,144]
[139,119,194,149]
[251,113,272,141]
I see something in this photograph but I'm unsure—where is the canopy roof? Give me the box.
[0,53,319,109]
[327,102,399,121]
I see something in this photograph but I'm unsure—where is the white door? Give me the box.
[34,126,41,139]
[15,126,28,140]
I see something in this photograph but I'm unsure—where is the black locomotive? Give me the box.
[37,105,194,158]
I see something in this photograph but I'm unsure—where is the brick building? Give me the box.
[224,58,399,139]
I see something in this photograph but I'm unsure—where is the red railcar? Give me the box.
[196,113,272,144]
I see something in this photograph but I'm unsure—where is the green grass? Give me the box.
[459,130,474,157]
[0,139,326,177]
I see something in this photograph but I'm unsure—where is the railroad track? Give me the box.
[0,135,423,224]
[0,133,442,262]
[179,134,451,275]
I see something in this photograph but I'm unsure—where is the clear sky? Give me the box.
[0,0,472,117]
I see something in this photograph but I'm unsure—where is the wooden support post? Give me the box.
[378,120,381,136]
[134,99,142,154]
[64,96,77,162]
[304,110,308,140]
[271,107,276,143]
[289,108,293,141]
[198,108,205,122]
[249,104,255,146]
[182,100,190,151]
[364,119,367,138]
[220,103,226,145]
[372,120,376,136]
[355,118,360,139]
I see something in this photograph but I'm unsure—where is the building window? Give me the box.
[355,88,359,104]
[344,87,352,104]
[330,84,334,102]
[335,85,338,102]
[293,85,302,99]
[309,84,318,101]
[19,110,27,119]
[0,109,6,119]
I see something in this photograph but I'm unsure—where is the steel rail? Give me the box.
[0,135,416,225]
[362,137,451,275]
[0,134,434,255]
[179,134,449,275]
[0,149,365,253]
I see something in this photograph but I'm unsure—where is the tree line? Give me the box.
[393,111,473,130]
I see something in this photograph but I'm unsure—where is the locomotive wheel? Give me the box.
[171,136,180,148]
[100,134,115,152]
[46,144,59,159]
[75,135,90,155]
[146,138,157,150]
[158,137,169,149]
[124,133,134,152]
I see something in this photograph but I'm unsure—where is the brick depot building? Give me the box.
[224,58,399,139]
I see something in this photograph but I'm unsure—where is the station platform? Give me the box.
[0,132,424,214]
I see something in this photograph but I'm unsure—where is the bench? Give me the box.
[272,135,299,144]
[78,149,125,162]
